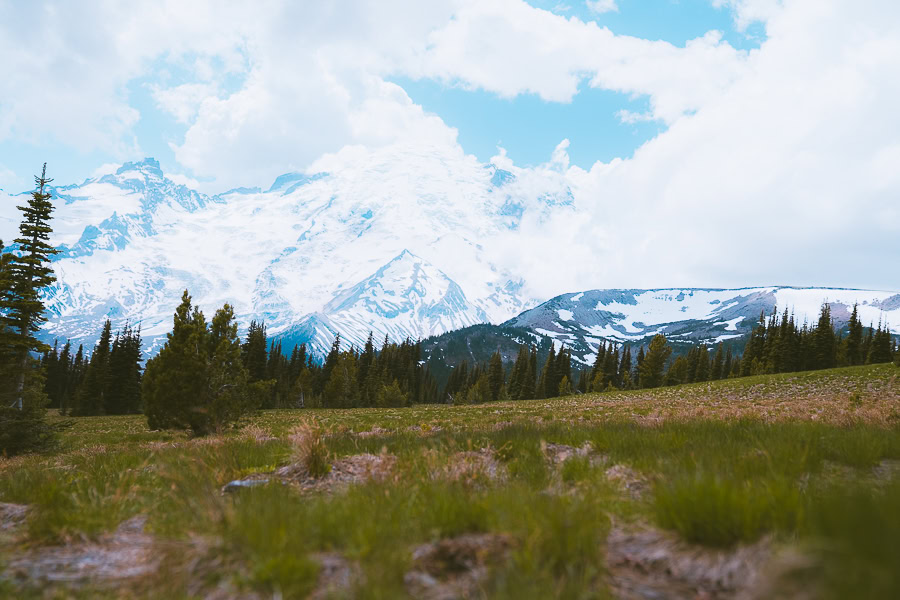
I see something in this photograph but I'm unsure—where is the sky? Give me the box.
[0,0,898,292]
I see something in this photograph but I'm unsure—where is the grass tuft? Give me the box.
[288,419,331,478]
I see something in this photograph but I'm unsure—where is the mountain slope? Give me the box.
[276,250,489,356]
[504,287,900,364]
[5,146,573,355]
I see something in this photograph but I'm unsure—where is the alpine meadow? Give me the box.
[1,1,900,599]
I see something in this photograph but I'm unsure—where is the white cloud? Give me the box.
[713,0,784,30]
[151,82,220,124]
[165,172,203,190]
[0,164,23,191]
[1,0,898,293]
[90,163,121,178]
[586,0,618,14]
[408,1,750,124]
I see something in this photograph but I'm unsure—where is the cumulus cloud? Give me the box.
[407,1,750,124]
[1,0,898,292]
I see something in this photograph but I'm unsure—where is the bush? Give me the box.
[376,379,408,408]
[0,407,68,456]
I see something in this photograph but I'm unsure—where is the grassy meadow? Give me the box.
[1,364,899,598]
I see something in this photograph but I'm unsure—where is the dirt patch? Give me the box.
[0,503,28,532]
[239,423,276,443]
[310,552,360,599]
[4,515,159,586]
[405,533,515,600]
[873,459,900,482]
[407,424,444,436]
[357,426,392,438]
[225,452,398,494]
[605,523,772,600]
[435,448,506,486]
[541,441,605,467]
[605,464,651,500]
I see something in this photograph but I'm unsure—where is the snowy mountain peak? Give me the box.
[114,157,164,178]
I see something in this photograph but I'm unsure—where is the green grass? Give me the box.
[0,363,898,597]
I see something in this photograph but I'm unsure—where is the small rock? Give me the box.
[222,478,271,493]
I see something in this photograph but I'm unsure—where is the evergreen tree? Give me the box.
[323,351,359,408]
[695,345,710,382]
[520,346,537,400]
[602,344,619,389]
[105,324,143,414]
[73,320,112,416]
[487,350,504,402]
[4,164,58,410]
[812,303,837,370]
[665,355,688,386]
[555,346,572,393]
[723,345,733,379]
[144,292,258,435]
[711,343,725,380]
[634,345,645,388]
[742,312,767,376]
[867,323,893,365]
[844,304,864,366]
[590,342,606,391]
[639,334,671,389]
[619,346,632,387]
[205,303,256,430]
[538,345,557,399]
[241,320,268,382]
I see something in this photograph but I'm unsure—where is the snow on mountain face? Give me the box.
[505,287,900,365]
[13,146,564,356]
[278,250,489,357]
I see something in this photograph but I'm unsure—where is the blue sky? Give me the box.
[0,0,764,190]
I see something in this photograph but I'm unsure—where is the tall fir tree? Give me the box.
[4,164,58,409]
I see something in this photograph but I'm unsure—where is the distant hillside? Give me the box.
[504,287,900,365]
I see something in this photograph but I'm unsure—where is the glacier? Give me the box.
[1,145,568,356]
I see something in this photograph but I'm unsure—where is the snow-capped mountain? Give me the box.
[505,287,900,365]
[278,250,489,355]
[2,145,569,356]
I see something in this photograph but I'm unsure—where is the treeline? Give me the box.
[244,323,440,409]
[52,298,900,426]
[740,304,896,376]
[442,303,899,401]
[41,321,143,415]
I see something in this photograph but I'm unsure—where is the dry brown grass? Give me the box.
[287,418,331,479]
